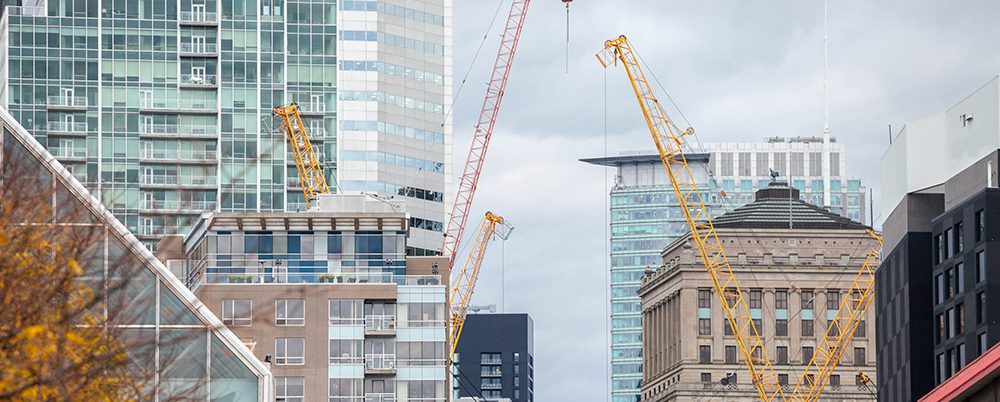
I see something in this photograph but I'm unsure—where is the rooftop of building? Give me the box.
[579,152,710,166]
[711,181,871,230]
[919,340,1000,401]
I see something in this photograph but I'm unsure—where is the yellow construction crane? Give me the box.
[448,212,513,362]
[273,103,330,210]
[597,34,881,402]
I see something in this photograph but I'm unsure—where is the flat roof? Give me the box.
[580,152,711,167]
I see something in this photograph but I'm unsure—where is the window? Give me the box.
[329,378,361,400]
[481,353,502,365]
[802,347,814,365]
[699,289,712,308]
[947,308,956,339]
[275,338,305,365]
[937,313,946,344]
[956,222,965,253]
[222,299,252,326]
[775,290,788,309]
[802,319,814,337]
[957,263,965,293]
[739,152,752,176]
[809,152,822,176]
[854,317,866,338]
[725,321,734,336]
[275,377,304,402]
[776,346,788,365]
[699,345,711,363]
[826,290,840,310]
[854,347,866,366]
[946,269,955,299]
[958,343,967,370]
[329,299,363,324]
[699,318,712,335]
[791,152,804,176]
[976,210,985,242]
[701,373,712,383]
[980,332,988,355]
[801,290,814,310]
[778,374,789,387]
[749,289,762,309]
[829,375,840,388]
[936,273,945,305]
[329,339,362,364]
[978,292,986,324]
[514,352,520,362]
[937,352,946,384]
[725,346,737,364]
[978,251,986,283]
[776,319,788,336]
[957,304,966,335]
[936,234,944,264]
[276,299,305,326]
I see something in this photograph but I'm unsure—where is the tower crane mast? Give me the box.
[448,212,513,362]
[273,103,330,210]
[442,0,531,266]
[597,35,881,402]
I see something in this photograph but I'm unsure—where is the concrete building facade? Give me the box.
[0,106,272,399]
[157,195,451,402]
[879,76,1000,401]
[0,0,452,254]
[451,313,534,402]
[638,182,877,401]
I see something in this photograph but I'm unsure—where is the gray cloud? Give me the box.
[452,1,1000,400]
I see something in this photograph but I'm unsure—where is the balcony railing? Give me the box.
[364,394,395,402]
[481,367,502,377]
[51,147,87,159]
[203,271,438,286]
[364,354,396,373]
[47,121,88,133]
[142,199,216,211]
[141,149,217,162]
[180,74,218,86]
[140,99,218,112]
[481,382,502,390]
[47,96,88,108]
[364,315,396,334]
[179,43,218,55]
[481,358,503,365]
[297,102,327,114]
[140,175,217,187]
[139,225,186,236]
[6,6,46,16]
[179,11,219,24]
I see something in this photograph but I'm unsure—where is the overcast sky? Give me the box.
[449,1,1000,400]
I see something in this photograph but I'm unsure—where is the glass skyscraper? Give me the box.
[0,0,452,253]
[582,153,718,402]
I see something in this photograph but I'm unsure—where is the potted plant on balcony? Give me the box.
[318,273,342,283]
[227,274,254,283]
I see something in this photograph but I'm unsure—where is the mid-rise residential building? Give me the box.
[581,153,717,402]
[451,313,534,402]
[638,181,877,401]
[157,194,450,402]
[0,106,272,399]
[0,0,452,254]
[878,75,1000,401]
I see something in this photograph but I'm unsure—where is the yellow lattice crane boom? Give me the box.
[597,34,881,402]
[273,103,330,210]
[448,212,513,362]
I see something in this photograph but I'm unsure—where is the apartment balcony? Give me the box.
[481,358,503,365]
[139,175,217,189]
[296,102,327,116]
[47,121,88,136]
[308,127,327,141]
[180,74,219,88]
[139,99,218,115]
[364,394,395,402]
[179,11,219,26]
[481,367,502,377]
[141,199,216,214]
[178,43,218,57]
[364,315,396,336]
[138,224,185,237]
[481,382,502,390]
[364,354,396,375]
[286,177,303,190]
[140,149,217,164]
[47,96,88,111]
[140,123,217,139]
[5,6,45,16]
[51,147,88,162]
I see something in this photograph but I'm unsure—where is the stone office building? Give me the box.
[638,181,878,401]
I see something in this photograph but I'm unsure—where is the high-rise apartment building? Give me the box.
[0,106,272,399]
[451,313,534,402]
[0,0,452,254]
[638,182,877,401]
[157,194,451,402]
[878,75,1000,401]
[581,153,717,402]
